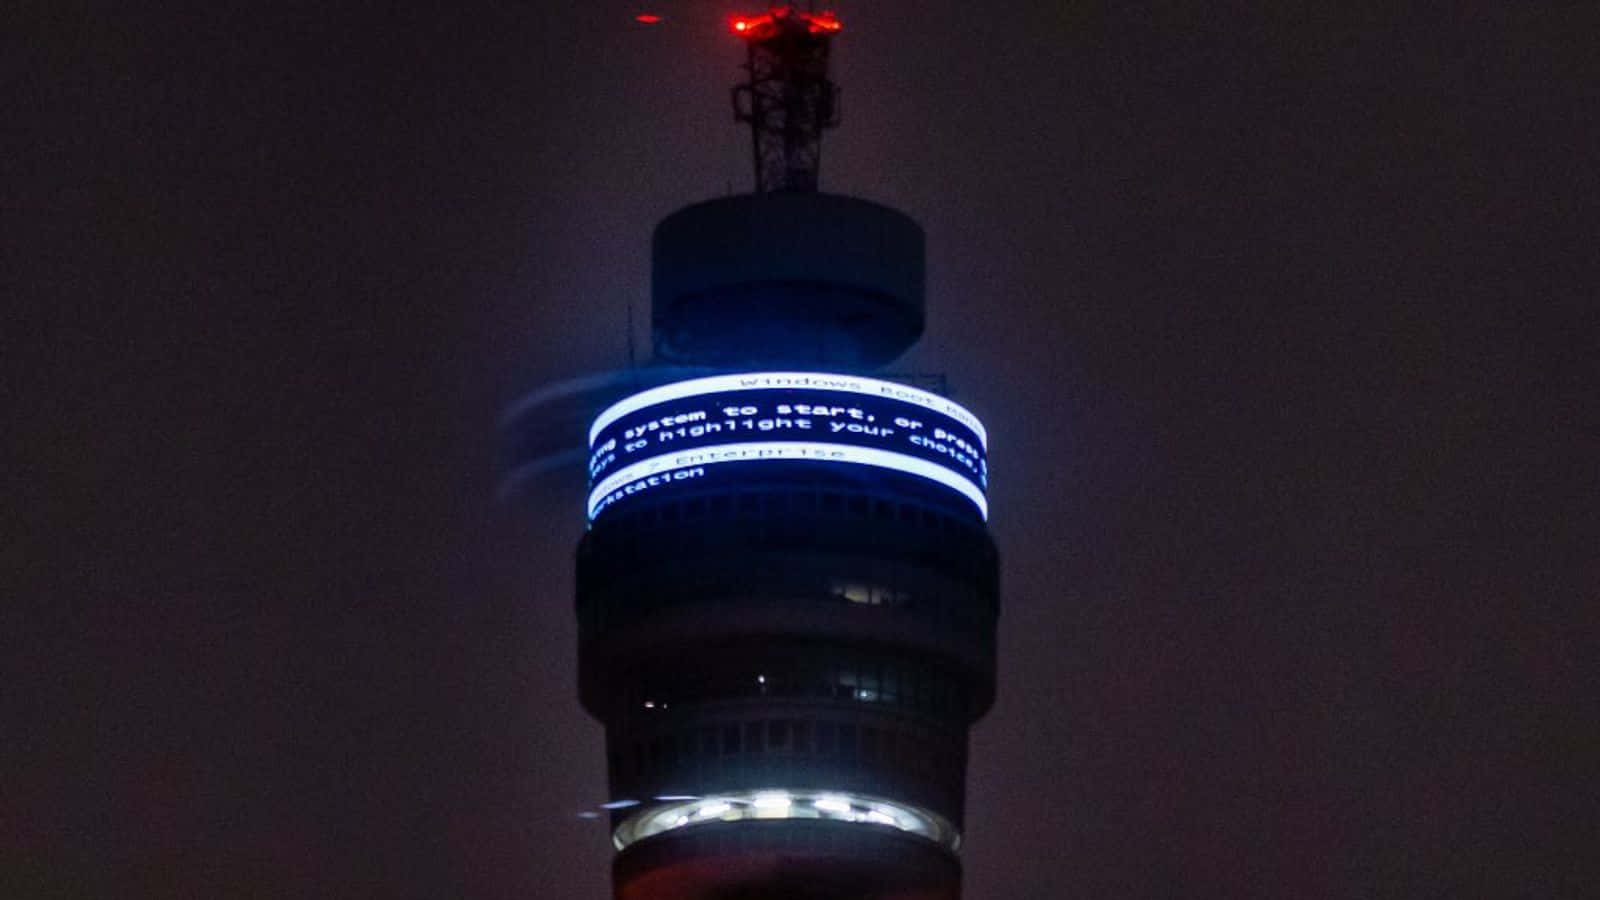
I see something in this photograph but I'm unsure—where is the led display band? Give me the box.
[589,372,987,448]
[586,372,989,522]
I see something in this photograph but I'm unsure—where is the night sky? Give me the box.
[9,3,1596,897]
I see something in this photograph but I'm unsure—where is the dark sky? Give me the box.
[8,2,1595,897]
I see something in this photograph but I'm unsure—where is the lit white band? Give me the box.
[588,371,987,449]
[612,789,960,852]
[587,440,988,520]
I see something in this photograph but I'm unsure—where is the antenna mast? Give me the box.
[730,6,842,192]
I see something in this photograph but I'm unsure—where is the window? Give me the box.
[830,582,908,606]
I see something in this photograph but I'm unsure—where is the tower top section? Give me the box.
[647,5,923,368]
[652,192,924,367]
[731,5,843,192]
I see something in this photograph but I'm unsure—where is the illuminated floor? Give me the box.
[613,789,961,852]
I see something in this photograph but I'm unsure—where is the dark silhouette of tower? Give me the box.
[507,8,997,897]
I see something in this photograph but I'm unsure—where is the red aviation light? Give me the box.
[804,10,842,33]
[729,14,770,37]
[634,13,662,24]
[730,7,841,38]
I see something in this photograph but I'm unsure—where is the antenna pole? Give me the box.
[730,7,842,192]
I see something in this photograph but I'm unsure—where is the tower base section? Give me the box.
[615,819,960,900]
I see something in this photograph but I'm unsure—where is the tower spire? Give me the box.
[730,6,842,192]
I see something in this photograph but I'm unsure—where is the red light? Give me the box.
[731,14,770,36]
[731,8,838,38]
[635,13,661,24]
[802,10,842,32]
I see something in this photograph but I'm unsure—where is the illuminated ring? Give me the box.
[586,441,988,521]
[613,789,961,852]
[588,372,987,449]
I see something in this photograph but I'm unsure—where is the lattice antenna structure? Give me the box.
[730,6,843,192]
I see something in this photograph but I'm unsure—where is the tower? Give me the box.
[506,8,999,897]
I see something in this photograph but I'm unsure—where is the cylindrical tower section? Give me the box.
[573,372,996,898]
[652,194,924,368]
